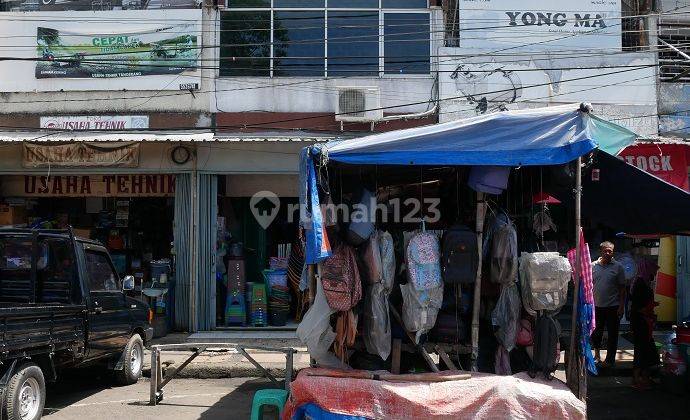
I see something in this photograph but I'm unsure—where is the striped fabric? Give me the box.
[567,228,595,332]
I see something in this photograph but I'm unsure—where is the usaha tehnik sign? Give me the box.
[458,0,622,51]
[23,142,140,168]
[1,175,176,198]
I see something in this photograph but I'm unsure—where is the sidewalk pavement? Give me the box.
[142,333,311,379]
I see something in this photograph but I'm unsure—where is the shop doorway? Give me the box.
[216,175,304,330]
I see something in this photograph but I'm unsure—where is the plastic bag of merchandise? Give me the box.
[519,252,571,314]
[297,278,349,369]
[489,217,518,285]
[661,343,687,376]
[363,283,392,360]
[362,231,396,359]
[491,283,521,351]
[400,282,443,343]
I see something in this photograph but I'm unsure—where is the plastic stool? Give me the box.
[250,389,288,420]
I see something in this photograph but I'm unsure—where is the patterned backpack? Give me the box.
[321,243,362,312]
[406,231,442,291]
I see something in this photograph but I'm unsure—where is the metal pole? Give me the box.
[190,169,198,332]
[285,349,294,392]
[567,156,585,397]
[149,348,159,406]
[471,192,486,371]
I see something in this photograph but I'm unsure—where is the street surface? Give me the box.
[42,369,268,420]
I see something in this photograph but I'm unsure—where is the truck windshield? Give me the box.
[0,236,78,304]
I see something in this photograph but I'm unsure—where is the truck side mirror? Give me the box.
[122,275,135,291]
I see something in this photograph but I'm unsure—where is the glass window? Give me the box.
[273,11,325,76]
[274,0,324,7]
[328,0,378,7]
[382,0,427,8]
[220,11,271,77]
[328,11,379,76]
[228,0,270,7]
[85,251,119,292]
[384,12,429,74]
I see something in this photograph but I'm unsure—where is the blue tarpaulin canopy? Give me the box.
[299,105,641,263]
[323,105,637,166]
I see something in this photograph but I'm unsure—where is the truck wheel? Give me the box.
[115,335,144,385]
[5,363,46,420]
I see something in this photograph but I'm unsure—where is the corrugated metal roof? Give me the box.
[0,131,215,142]
[0,131,333,143]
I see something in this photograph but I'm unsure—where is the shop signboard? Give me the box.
[23,142,140,168]
[619,143,690,192]
[0,174,176,197]
[36,25,199,79]
[0,9,202,92]
[458,0,622,51]
[40,116,149,130]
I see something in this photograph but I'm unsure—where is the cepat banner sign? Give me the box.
[458,0,622,51]
[36,24,199,79]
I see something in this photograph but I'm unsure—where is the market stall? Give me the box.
[288,103,690,418]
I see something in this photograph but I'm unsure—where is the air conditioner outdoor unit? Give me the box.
[335,87,383,122]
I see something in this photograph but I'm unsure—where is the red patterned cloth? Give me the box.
[567,228,595,332]
[284,368,586,420]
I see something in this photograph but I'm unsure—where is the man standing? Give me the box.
[591,241,627,368]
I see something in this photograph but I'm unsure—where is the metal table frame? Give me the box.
[148,343,296,406]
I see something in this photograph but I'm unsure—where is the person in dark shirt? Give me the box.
[590,241,627,368]
[630,258,659,389]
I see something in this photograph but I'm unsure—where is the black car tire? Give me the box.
[115,334,144,385]
[5,362,46,420]
[40,0,55,5]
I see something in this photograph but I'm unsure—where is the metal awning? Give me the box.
[0,131,334,143]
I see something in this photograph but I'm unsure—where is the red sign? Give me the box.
[619,143,689,192]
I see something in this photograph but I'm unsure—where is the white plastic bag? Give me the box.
[519,252,571,314]
[297,277,349,369]
[400,282,443,343]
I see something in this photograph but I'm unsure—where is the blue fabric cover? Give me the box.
[324,105,636,166]
[468,166,511,194]
[292,403,368,420]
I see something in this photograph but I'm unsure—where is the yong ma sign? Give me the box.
[458,0,622,51]
[23,142,140,168]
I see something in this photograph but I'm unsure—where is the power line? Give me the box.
[0,64,658,127]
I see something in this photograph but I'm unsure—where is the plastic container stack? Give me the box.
[225,291,246,326]
[250,283,268,327]
[264,269,288,291]
[269,285,291,326]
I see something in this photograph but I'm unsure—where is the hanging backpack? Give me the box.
[321,244,362,312]
[442,225,478,285]
[490,218,518,284]
[519,252,571,314]
[406,231,442,291]
[528,314,561,380]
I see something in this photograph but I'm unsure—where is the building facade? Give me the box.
[0,0,687,330]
